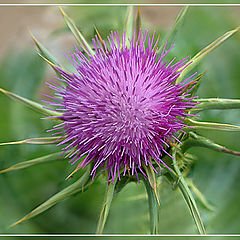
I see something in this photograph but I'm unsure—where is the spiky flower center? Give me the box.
[46,30,197,181]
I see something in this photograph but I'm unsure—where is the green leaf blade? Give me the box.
[142,176,159,234]
[176,26,240,84]
[0,152,64,174]
[96,181,116,234]
[0,136,59,146]
[59,6,94,56]
[171,150,206,234]
[135,6,141,35]
[185,119,240,132]
[10,166,91,227]
[29,30,60,67]
[186,178,215,212]
[0,87,62,117]
[143,165,160,206]
[29,30,64,77]
[124,6,134,47]
[177,178,206,234]
[192,98,240,112]
[181,132,240,156]
[158,6,189,54]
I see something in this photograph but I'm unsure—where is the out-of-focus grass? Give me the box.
[0,6,239,235]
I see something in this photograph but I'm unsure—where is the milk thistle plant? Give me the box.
[0,6,240,234]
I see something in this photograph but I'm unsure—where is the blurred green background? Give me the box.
[0,5,240,237]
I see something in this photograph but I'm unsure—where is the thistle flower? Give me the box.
[1,6,240,235]
[45,30,198,182]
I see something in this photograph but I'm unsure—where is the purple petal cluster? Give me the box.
[45,30,198,182]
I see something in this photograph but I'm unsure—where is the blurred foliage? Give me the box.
[0,5,240,237]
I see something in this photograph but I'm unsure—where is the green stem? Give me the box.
[171,150,206,234]
[186,178,215,212]
[10,165,91,227]
[96,181,116,234]
[192,98,240,112]
[142,177,159,234]
[185,119,240,131]
[181,132,240,156]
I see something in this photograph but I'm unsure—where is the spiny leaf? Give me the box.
[29,30,60,66]
[181,132,240,156]
[185,119,240,132]
[10,165,91,227]
[143,165,160,205]
[192,98,240,112]
[96,181,116,234]
[65,165,81,180]
[58,6,94,56]
[37,53,71,78]
[171,149,206,234]
[185,73,204,97]
[94,26,109,53]
[0,152,64,174]
[142,176,159,234]
[135,6,141,35]
[0,87,62,117]
[65,155,87,180]
[177,178,206,234]
[29,30,62,77]
[158,6,189,54]
[176,26,240,83]
[124,6,134,47]
[186,178,215,212]
[0,136,59,146]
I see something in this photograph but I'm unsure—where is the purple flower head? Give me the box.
[45,30,198,182]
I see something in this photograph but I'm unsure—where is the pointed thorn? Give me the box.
[58,6,65,16]
[65,165,81,180]
[37,53,56,68]
[0,141,23,146]
[154,35,160,54]
[0,87,8,94]
[0,167,13,174]
[136,6,141,34]
[154,188,160,206]
[138,6,141,15]
[169,142,181,150]
[94,26,109,53]
[9,216,27,228]
[167,139,181,150]
[28,28,38,44]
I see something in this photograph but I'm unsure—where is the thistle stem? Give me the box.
[142,177,159,234]
[192,98,240,112]
[185,119,240,131]
[181,132,240,156]
[171,150,206,235]
[96,181,116,234]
